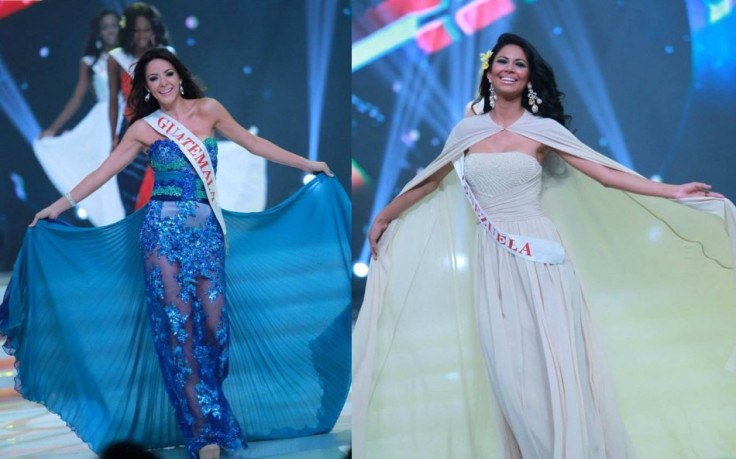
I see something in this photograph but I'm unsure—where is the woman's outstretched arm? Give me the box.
[559,152,723,199]
[30,121,148,226]
[368,162,454,259]
[38,61,91,138]
[204,98,332,176]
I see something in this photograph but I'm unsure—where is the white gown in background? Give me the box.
[33,53,125,226]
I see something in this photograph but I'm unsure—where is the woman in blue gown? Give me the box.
[27,48,336,459]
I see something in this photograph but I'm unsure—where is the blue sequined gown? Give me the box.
[141,137,245,457]
[1,141,350,457]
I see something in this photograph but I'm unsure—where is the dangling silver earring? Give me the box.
[179,82,184,95]
[488,80,497,109]
[145,90,151,102]
[527,82,542,114]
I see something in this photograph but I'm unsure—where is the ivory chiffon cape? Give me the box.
[0,174,351,453]
[353,110,736,458]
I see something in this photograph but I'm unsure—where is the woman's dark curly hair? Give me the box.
[81,9,119,60]
[119,2,170,54]
[129,48,205,123]
[473,33,571,128]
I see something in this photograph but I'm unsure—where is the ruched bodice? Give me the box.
[464,152,543,221]
[148,137,218,202]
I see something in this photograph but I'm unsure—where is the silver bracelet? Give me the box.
[64,191,77,207]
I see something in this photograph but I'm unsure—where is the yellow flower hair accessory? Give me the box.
[480,50,493,70]
[119,16,126,29]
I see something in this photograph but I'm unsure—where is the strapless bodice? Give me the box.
[464,152,543,221]
[148,137,218,202]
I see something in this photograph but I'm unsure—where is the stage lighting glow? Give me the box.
[0,53,41,141]
[553,26,563,35]
[242,66,253,75]
[353,262,369,278]
[186,38,196,46]
[303,173,316,184]
[665,45,674,54]
[75,207,88,220]
[306,0,338,162]
[531,0,635,169]
[454,254,468,270]
[39,46,49,58]
[352,159,372,189]
[401,129,420,146]
[706,0,732,24]
[455,0,515,36]
[9,173,27,201]
[648,226,662,242]
[650,174,662,182]
[185,16,199,30]
[415,17,460,54]
[598,137,608,147]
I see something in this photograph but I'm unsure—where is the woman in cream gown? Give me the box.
[353,33,736,458]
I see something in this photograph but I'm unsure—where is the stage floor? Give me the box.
[0,273,351,458]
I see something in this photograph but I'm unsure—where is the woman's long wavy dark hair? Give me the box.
[81,9,119,72]
[473,33,571,128]
[119,2,170,54]
[129,48,205,123]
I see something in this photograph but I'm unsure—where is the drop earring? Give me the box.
[179,82,184,95]
[145,90,151,102]
[488,80,497,109]
[527,82,542,114]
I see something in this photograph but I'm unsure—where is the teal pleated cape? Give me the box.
[0,173,351,453]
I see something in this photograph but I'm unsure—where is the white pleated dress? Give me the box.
[32,53,125,226]
[465,152,634,458]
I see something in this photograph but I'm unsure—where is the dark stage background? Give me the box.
[0,0,351,270]
[351,0,736,305]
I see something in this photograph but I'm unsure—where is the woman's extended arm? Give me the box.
[205,98,331,175]
[30,122,147,226]
[108,58,121,146]
[38,61,91,138]
[368,162,454,259]
[559,152,723,199]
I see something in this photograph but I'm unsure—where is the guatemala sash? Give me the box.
[143,110,228,249]
[453,155,565,264]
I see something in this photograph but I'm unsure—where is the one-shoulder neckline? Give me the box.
[465,151,542,167]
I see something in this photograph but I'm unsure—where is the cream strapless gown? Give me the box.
[465,152,634,458]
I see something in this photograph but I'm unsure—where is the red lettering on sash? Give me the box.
[519,243,531,256]
[174,132,185,142]
[188,145,202,155]
[194,152,209,168]
[157,117,171,130]
[507,238,517,251]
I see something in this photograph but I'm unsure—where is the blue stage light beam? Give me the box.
[355,8,515,266]
[530,0,635,169]
[0,53,41,144]
[358,53,432,263]
[306,0,338,161]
